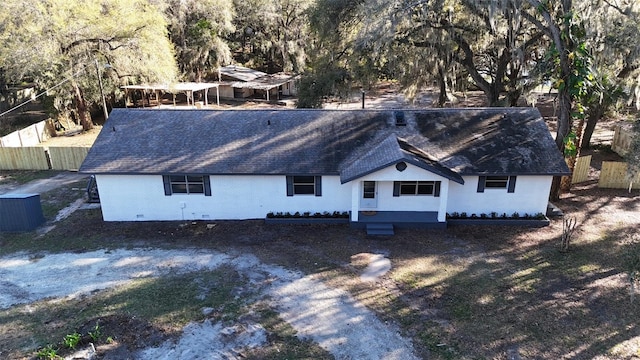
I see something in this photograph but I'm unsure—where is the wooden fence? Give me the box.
[0,146,90,171]
[550,155,639,190]
[612,123,633,156]
[571,155,592,184]
[0,147,49,170]
[599,161,640,190]
[48,147,90,170]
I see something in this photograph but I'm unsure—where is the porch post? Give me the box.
[438,180,449,222]
[350,181,359,222]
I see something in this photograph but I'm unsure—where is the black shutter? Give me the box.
[477,176,486,193]
[204,176,211,196]
[434,181,441,197]
[315,176,322,196]
[393,181,400,197]
[286,176,294,196]
[508,176,517,193]
[162,175,172,196]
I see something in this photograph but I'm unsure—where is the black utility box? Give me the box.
[0,194,45,232]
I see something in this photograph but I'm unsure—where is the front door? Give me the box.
[360,181,377,208]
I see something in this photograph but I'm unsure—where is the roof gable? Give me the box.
[340,134,464,184]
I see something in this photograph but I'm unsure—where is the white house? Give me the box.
[79,108,569,231]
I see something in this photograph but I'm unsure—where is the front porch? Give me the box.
[352,211,446,229]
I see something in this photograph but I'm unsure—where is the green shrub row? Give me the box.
[266,211,349,219]
[446,212,546,220]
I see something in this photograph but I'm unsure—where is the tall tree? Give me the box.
[521,0,640,195]
[0,0,177,130]
[230,0,312,73]
[520,0,585,198]
[580,0,640,149]
[297,0,366,107]
[390,0,546,106]
[166,0,235,81]
[305,0,547,107]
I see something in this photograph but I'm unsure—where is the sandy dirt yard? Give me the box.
[0,248,416,360]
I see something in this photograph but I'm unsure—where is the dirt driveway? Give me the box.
[0,167,417,360]
[0,248,417,359]
[0,172,87,195]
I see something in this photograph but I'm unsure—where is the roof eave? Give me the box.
[340,157,465,185]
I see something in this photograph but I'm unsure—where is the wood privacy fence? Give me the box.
[0,146,90,171]
[571,155,591,184]
[0,147,48,170]
[611,123,633,156]
[565,156,639,190]
[599,161,640,190]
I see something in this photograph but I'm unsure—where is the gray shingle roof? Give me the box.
[79,108,570,179]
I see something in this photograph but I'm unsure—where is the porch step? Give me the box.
[366,223,395,236]
[547,202,564,218]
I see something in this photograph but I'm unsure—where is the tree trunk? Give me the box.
[437,66,448,107]
[487,87,501,107]
[555,80,573,149]
[561,156,575,191]
[72,82,93,131]
[550,176,562,202]
[561,115,585,191]
[581,106,604,150]
[551,88,572,198]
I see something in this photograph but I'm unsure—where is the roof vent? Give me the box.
[396,162,407,171]
[394,111,406,126]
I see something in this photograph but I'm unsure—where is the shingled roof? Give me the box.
[79,108,570,180]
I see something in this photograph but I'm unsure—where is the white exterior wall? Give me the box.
[95,174,351,221]
[354,164,449,211]
[446,175,552,216]
[95,170,553,222]
[354,163,448,219]
[282,80,297,96]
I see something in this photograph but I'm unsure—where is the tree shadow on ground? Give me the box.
[378,223,640,359]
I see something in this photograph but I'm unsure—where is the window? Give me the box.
[163,175,211,196]
[363,181,376,198]
[485,176,508,189]
[477,176,516,193]
[286,176,322,196]
[393,181,440,197]
[293,176,315,195]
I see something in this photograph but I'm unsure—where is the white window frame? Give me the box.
[163,175,211,196]
[393,181,440,197]
[286,176,322,196]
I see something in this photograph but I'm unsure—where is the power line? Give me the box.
[0,67,87,118]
